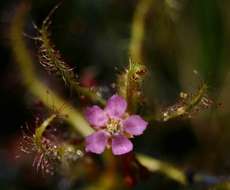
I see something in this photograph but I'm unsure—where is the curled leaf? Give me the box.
[161,83,213,121]
[21,114,84,175]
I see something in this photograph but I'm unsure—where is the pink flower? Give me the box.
[85,95,148,155]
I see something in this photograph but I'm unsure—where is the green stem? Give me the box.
[10,2,93,137]
[129,0,152,63]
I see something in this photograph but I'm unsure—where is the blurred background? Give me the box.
[0,0,230,189]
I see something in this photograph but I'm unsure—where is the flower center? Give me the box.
[106,118,121,135]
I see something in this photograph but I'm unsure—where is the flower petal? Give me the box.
[85,131,109,154]
[105,95,127,118]
[111,135,133,155]
[123,115,148,136]
[85,105,108,128]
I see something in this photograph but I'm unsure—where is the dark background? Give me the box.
[0,0,230,189]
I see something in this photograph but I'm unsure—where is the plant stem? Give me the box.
[10,2,93,137]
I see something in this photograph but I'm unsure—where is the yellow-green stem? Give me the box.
[10,2,93,137]
[129,0,153,63]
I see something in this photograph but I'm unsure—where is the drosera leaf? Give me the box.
[20,114,58,175]
[27,3,105,105]
[20,114,85,176]
[34,114,57,149]
[160,83,213,122]
[117,57,147,112]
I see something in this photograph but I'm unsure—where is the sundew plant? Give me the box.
[7,1,230,190]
